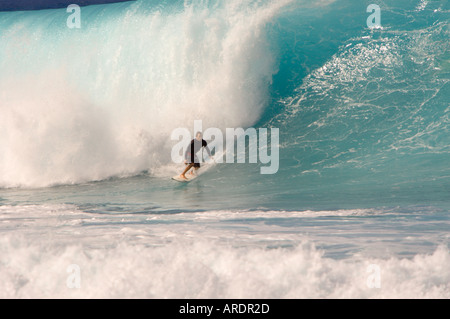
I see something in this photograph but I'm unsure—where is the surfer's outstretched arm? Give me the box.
[203,140,213,161]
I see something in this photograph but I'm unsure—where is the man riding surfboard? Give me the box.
[179,132,213,180]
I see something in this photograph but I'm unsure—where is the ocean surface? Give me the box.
[0,0,449,298]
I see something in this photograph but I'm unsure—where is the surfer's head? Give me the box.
[195,132,203,140]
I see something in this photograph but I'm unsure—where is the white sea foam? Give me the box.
[0,204,448,298]
[1,235,448,299]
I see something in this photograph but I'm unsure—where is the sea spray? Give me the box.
[0,0,293,187]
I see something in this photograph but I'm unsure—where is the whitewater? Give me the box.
[0,0,449,298]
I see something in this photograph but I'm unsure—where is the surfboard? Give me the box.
[172,174,198,183]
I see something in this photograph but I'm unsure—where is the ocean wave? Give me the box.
[0,0,294,188]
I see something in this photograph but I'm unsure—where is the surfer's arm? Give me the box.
[203,140,212,158]
[205,146,212,157]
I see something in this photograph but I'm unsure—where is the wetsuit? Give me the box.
[185,139,212,168]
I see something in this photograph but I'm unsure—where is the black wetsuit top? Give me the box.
[185,139,212,164]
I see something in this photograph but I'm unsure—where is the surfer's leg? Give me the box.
[181,163,195,179]
[190,162,201,176]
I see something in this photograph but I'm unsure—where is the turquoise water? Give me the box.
[0,0,449,298]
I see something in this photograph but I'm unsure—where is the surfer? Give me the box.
[180,132,213,180]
